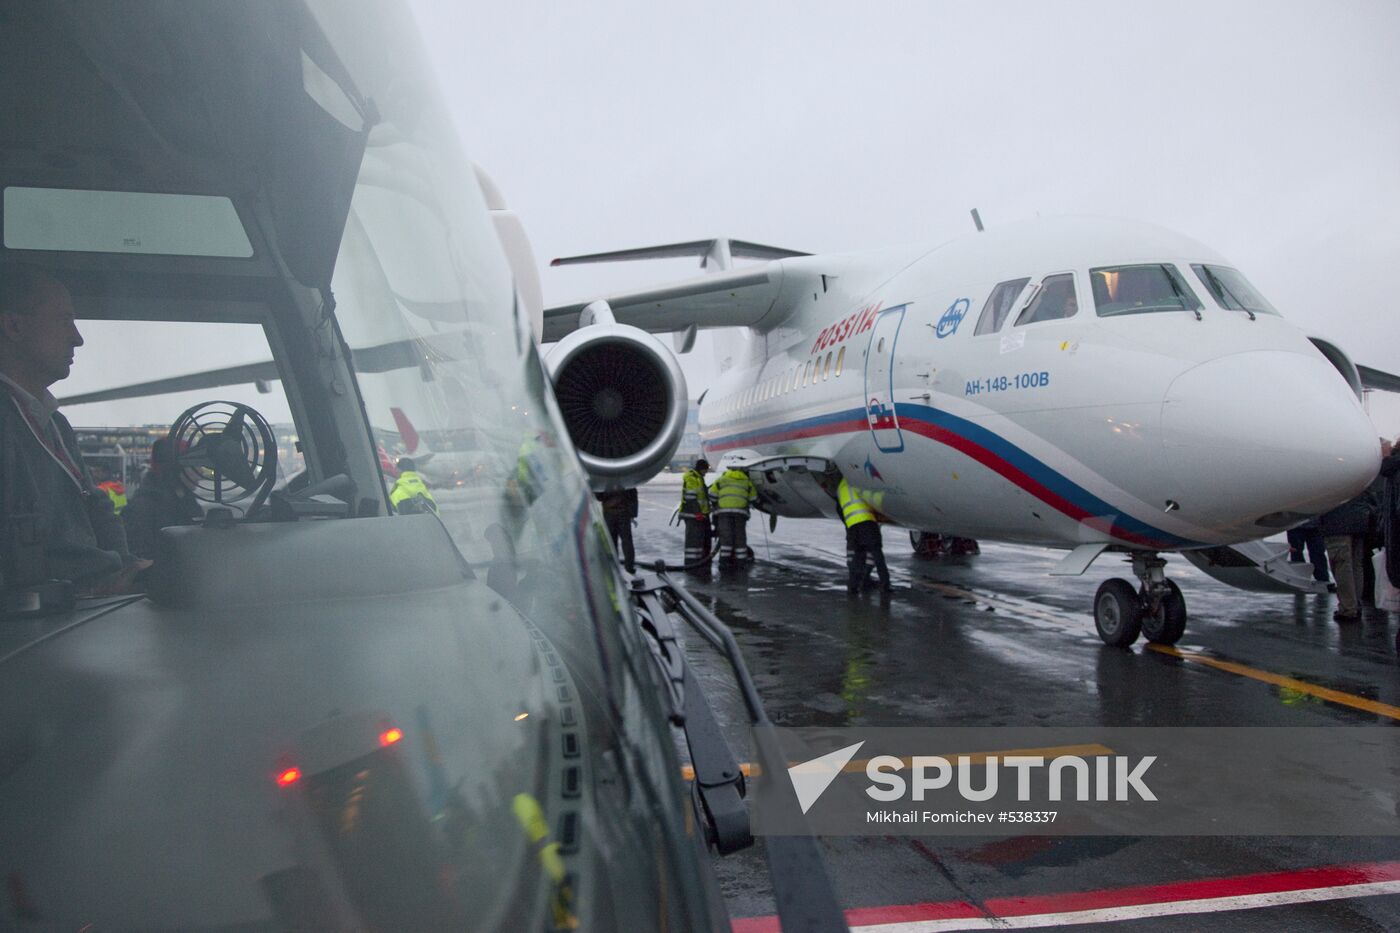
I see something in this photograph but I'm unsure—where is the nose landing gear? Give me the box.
[1093,553,1187,647]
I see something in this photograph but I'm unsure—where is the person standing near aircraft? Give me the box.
[838,476,891,595]
[1287,519,1331,588]
[90,464,127,515]
[389,456,438,514]
[121,437,202,560]
[1382,436,1400,590]
[596,486,638,573]
[710,463,757,567]
[0,265,147,590]
[679,458,712,568]
[1319,441,1386,622]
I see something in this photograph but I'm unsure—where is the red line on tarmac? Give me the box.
[729,860,1400,932]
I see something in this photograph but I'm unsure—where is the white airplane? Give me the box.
[540,217,1385,646]
[385,406,501,487]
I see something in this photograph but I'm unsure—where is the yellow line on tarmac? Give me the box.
[681,743,1114,782]
[681,762,753,782]
[1149,645,1400,722]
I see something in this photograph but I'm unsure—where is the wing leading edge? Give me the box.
[542,265,793,342]
[542,237,814,343]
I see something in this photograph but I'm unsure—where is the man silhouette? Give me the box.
[1,265,148,591]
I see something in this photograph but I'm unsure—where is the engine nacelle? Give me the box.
[545,309,688,492]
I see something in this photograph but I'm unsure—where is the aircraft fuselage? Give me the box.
[699,217,1378,551]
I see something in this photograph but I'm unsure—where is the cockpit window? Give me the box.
[1014,273,1078,326]
[974,277,1030,335]
[1090,263,1202,317]
[1191,264,1280,316]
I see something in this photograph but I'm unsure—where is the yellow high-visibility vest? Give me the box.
[838,477,876,528]
[390,470,437,513]
[98,481,127,515]
[680,469,711,517]
[711,468,757,513]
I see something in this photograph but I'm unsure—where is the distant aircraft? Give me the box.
[387,406,496,487]
[540,222,1388,646]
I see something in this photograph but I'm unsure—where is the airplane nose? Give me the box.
[1162,350,1379,533]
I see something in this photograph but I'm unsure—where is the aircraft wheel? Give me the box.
[1141,579,1187,645]
[1094,578,1143,647]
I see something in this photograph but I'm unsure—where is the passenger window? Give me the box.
[973,277,1031,335]
[1090,264,1201,316]
[804,361,812,386]
[823,352,833,380]
[835,346,845,376]
[1190,264,1280,316]
[1014,274,1078,326]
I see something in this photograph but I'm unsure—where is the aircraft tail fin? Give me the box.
[390,407,421,454]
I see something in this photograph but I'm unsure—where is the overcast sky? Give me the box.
[409,0,1400,433]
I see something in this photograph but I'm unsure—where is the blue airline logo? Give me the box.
[935,298,971,339]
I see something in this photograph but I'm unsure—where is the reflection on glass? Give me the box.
[1091,264,1202,317]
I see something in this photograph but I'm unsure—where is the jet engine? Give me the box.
[545,301,688,491]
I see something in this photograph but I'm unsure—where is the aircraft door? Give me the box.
[864,304,906,452]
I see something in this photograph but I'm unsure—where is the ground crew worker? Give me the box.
[122,437,201,559]
[92,467,127,515]
[595,486,638,573]
[389,456,438,514]
[838,476,891,594]
[679,458,712,568]
[710,462,758,567]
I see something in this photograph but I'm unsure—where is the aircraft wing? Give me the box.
[58,360,284,407]
[1359,364,1400,394]
[541,264,800,342]
[57,338,442,406]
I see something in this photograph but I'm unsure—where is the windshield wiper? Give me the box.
[1160,267,1202,321]
[1205,267,1255,320]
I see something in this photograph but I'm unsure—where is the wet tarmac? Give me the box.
[629,482,1400,931]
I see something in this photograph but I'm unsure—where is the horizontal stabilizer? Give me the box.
[551,238,808,268]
